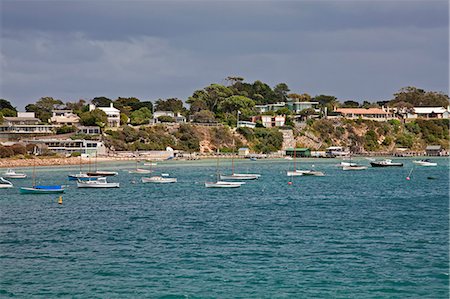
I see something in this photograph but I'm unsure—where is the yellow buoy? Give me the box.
[58,196,63,205]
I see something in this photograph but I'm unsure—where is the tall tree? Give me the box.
[91,96,112,107]
[79,109,108,127]
[389,86,450,107]
[26,97,64,122]
[342,100,360,108]
[273,83,290,102]
[154,98,186,113]
[0,99,17,112]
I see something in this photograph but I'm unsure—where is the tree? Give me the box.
[91,97,112,107]
[192,110,216,123]
[26,97,64,122]
[273,83,290,102]
[342,100,360,108]
[218,95,255,114]
[0,108,17,117]
[0,99,17,112]
[288,93,311,102]
[389,86,449,107]
[154,98,185,113]
[65,99,87,115]
[79,109,108,127]
[130,107,152,125]
[188,99,208,114]
[120,113,129,125]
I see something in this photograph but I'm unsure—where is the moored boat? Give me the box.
[370,159,403,167]
[77,177,119,188]
[141,176,177,183]
[205,181,244,188]
[3,169,27,179]
[219,173,259,180]
[86,171,118,177]
[20,185,65,194]
[128,168,152,174]
[342,165,368,171]
[0,177,13,188]
[412,159,437,166]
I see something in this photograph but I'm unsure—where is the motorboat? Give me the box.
[77,177,119,188]
[342,165,368,171]
[141,176,177,183]
[370,159,403,167]
[412,159,437,166]
[20,185,65,194]
[205,181,245,188]
[219,173,260,180]
[2,169,27,179]
[0,177,13,188]
[340,161,357,167]
[143,162,157,166]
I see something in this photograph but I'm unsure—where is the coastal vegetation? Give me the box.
[0,78,449,156]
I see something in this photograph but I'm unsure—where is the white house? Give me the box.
[406,107,450,119]
[89,103,120,127]
[252,115,286,128]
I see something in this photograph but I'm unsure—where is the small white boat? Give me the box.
[77,177,119,188]
[342,165,368,171]
[219,173,260,180]
[3,169,27,179]
[284,156,293,160]
[287,170,325,176]
[412,159,437,167]
[205,181,245,188]
[0,177,13,188]
[144,162,157,166]
[128,168,152,174]
[141,176,177,183]
[340,161,357,167]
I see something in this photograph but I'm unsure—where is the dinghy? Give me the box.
[77,177,119,188]
[0,177,13,188]
[3,169,27,179]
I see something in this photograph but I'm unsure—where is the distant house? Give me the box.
[425,145,444,156]
[238,147,250,156]
[251,115,285,128]
[334,107,396,121]
[152,111,186,124]
[285,148,311,157]
[25,139,107,156]
[50,110,80,126]
[406,107,450,119]
[77,126,101,135]
[0,112,55,141]
[254,101,320,114]
[326,146,350,157]
[237,121,256,128]
[254,102,286,113]
[89,103,120,127]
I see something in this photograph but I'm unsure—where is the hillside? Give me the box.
[295,118,449,152]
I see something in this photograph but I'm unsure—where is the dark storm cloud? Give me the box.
[1,0,448,108]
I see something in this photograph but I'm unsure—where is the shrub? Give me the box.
[10,144,27,155]
[0,146,14,158]
[56,125,77,134]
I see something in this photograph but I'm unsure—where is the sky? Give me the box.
[1,0,448,110]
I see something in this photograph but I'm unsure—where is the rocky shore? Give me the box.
[0,157,117,168]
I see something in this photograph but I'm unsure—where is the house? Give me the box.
[0,112,55,141]
[251,115,285,128]
[237,121,256,128]
[254,102,286,113]
[334,107,396,121]
[77,126,101,135]
[326,146,350,157]
[238,147,250,156]
[287,101,320,113]
[49,110,80,126]
[152,111,186,124]
[25,139,107,156]
[406,107,450,119]
[89,103,120,127]
[285,148,311,157]
[425,145,444,156]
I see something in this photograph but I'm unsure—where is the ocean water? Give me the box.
[0,158,448,298]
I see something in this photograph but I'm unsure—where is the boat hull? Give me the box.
[77,182,119,188]
[205,181,242,188]
[86,172,118,176]
[219,174,258,180]
[412,161,437,166]
[142,177,177,183]
[343,166,368,171]
[370,162,403,167]
[20,187,65,194]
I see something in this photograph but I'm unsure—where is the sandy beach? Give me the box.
[0,156,123,168]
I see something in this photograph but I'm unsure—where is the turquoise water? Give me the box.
[1,158,448,298]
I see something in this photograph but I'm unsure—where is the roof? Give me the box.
[4,117,40,122]
[97,106,120,113]
[335,108,390,115]
[426,145,442,150]
[413,107,447,114]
